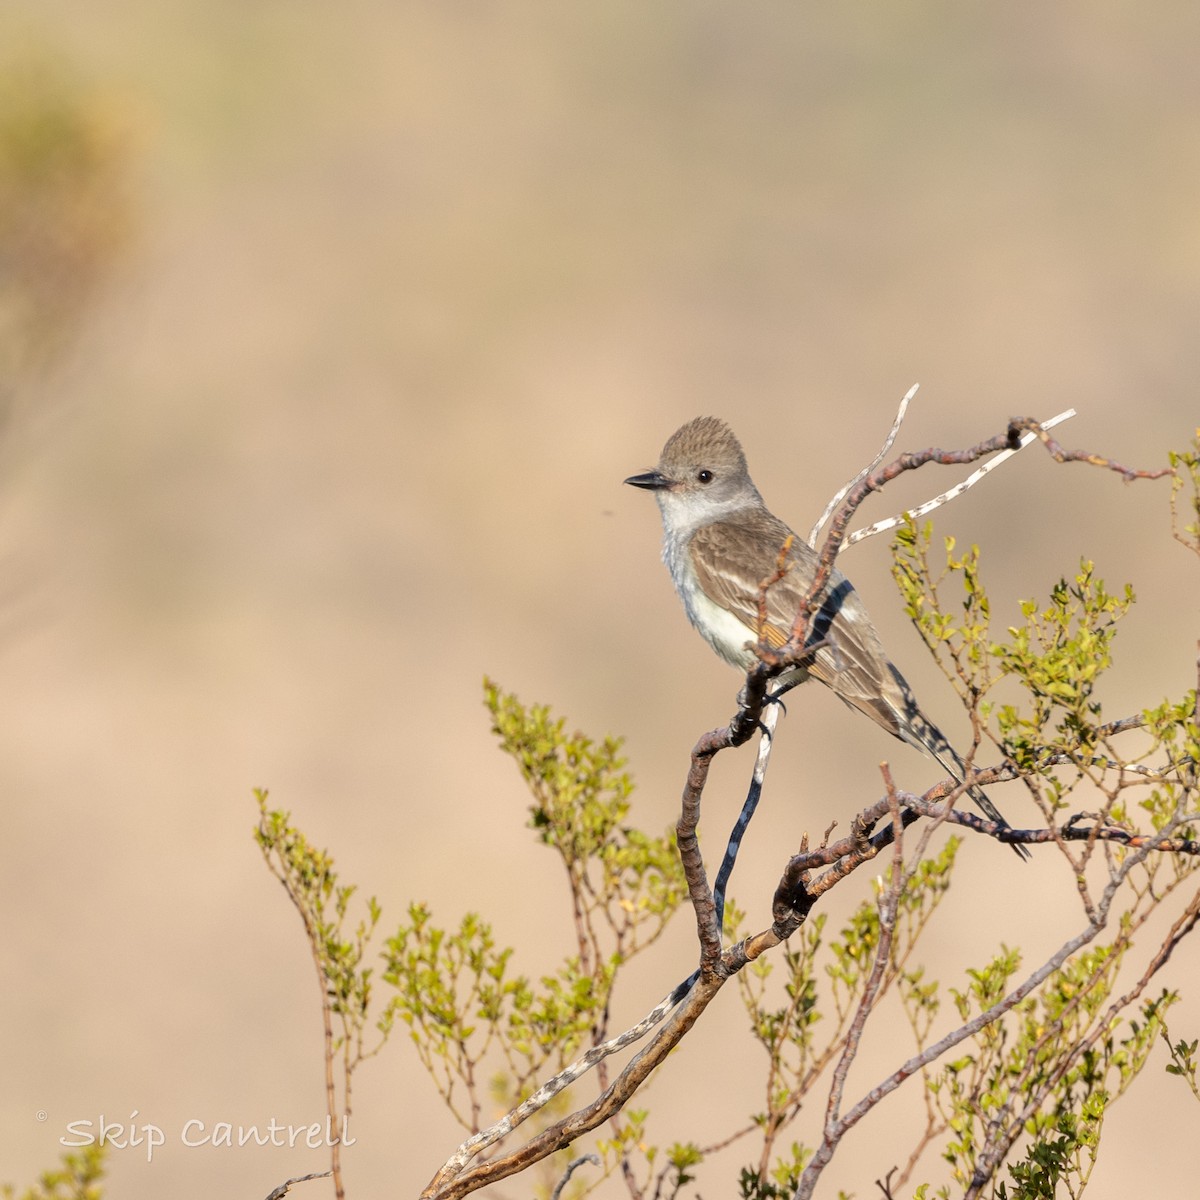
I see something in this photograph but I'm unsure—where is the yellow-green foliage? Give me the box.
[2,1146,106,1200]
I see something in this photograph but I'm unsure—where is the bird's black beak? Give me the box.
[624,469,670,491]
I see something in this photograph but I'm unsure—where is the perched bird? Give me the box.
[625,415,1026,858]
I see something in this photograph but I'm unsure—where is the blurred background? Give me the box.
[2,3,1198,1197]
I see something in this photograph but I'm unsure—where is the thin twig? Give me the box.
[550,1154,601,1200]
[1009,416,1173,481]
[845,408,1077,546]
[820,768,905,1137]
[263,1171,332,1200]
[809,383,918,546]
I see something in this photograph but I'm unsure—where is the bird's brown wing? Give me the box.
[686,516,793,650]
[690,516,1027,856]
[688,515,905,738]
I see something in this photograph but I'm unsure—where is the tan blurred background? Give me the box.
[2,3,1198,1197]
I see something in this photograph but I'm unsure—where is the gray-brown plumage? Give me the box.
[626,416,1026,858]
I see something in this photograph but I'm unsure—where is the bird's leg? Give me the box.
[727,667,774,745]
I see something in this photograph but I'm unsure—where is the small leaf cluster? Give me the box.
[381,902,601,1128]
[1159,1016,1200,1104]
[893,518,1140,798]
[892,519,995,696]
[256,793,383,1034]
[595,1113,703,1200]
[484,677,686,955]
[1168,428,1200,553]
[2,1147,106,1200]
[991,564,1133,769]
[738,1142,808,1199]
[1139,695,1200,867]
[995,1102,1102,1200]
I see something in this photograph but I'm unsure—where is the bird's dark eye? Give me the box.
[697,469,714,484]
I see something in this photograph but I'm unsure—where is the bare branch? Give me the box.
[263,1172,332,1200]
[677,727,728,967]
[1008,416,1173,481]
[826,416,1167,575]
[845,408,1077,547]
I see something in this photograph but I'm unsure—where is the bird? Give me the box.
[625,415,1027,858]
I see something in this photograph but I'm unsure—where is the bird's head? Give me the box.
[625,416,761,531]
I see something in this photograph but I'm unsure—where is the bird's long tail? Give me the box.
[898,707,1030,861]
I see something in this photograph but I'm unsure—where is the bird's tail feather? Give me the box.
[898,708,1030,861]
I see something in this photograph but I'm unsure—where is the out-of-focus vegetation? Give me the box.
[0,42,132,430]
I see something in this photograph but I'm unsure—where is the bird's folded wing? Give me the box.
[688,518,904,737]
